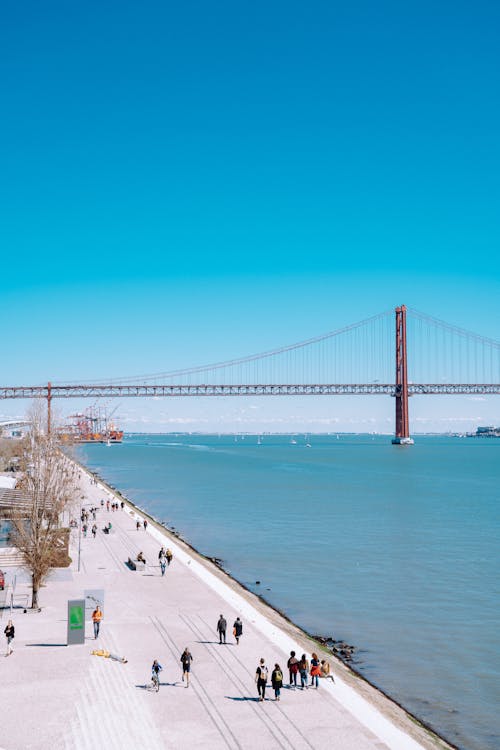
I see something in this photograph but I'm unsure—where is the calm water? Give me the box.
[77,434,500,750]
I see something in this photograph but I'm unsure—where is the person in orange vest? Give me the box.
[92,606,103,639]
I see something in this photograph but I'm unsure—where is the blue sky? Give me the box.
[1,1,499,431]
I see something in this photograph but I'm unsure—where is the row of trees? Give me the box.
[3,408,79,609]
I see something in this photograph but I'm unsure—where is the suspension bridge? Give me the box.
[1,306,499,443]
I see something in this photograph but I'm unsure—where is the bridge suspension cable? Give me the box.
[51,309,394,386]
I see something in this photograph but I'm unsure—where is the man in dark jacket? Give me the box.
[217,614,227,644]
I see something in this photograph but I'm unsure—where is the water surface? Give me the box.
[77,434,500,750]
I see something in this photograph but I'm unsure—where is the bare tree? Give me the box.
[9,410,78,609]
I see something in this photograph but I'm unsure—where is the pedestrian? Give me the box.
[299,653,309,689]
[310,652,321,689]
[82,523,87,538]
[287,650,299,687]
[255,658,268,702]
[121,501,124,510]
[180,647,193,687]
[158,548,166,576]
[320,660,335,682]
[136,520,141,531]
[233,616,243,645]
[271,663,283,701]
[4,620,14,656]
[217,614,227,644]
[92,510,96,521]
[91,524,97,539]
[106,500,110,512]
[100,499,104,507]
[166,548,173,566]
[143,519,148,531]
[92,606,103,639]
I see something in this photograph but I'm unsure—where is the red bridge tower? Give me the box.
[392,305,414,445]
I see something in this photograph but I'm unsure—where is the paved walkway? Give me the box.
[0,469,448,750]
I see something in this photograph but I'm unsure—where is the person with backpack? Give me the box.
[217,614,227,644]
[255,658,268,701]
[299,653,309,689]
[233,617,243,645]
[151,659,162,688]
[166,548,173,566]
[287,650,299,687]
[271,663,284,701]
[180,647,193,687]
[310,652,322,689]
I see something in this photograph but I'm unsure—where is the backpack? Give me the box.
[259,666,268,681]
[290,662,299,674]
[274,670,283,682]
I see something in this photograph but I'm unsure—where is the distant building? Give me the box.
[469,426,500,438]
[0,420,30,439]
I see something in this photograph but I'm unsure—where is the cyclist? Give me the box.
[151,659,163,691]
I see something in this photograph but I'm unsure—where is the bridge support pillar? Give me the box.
[392,306,414,445]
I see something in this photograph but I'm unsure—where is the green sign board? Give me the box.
[67,599,85,645]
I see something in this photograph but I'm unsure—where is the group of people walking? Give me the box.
[158,547,173,575]
[255,651,334,702]
[216,614,243,644]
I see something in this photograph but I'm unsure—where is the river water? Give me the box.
[76,434,499,750]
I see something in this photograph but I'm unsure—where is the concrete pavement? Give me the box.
[0,468,452,750]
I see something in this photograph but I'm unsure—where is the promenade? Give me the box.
[0,469,451,750]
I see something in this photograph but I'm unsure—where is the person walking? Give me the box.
[151,659,163,690]
[299,654,309,689]
[91,524,97,539]
[82,523,87,538]
[217,614,227,644]
[180,647,193,687]
[310,652,321,689]
[92,606,103,639]
[158,548,166,576]
[271,663,283,701]
[255,658,268,702]
[143,519,148,531]
[4,620,14,656]
[166,548,173,566]
[136,520,141,531]
[233,617,243,645]
[287,650,299,687]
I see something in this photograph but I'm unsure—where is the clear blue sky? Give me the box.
[1,1,499,430]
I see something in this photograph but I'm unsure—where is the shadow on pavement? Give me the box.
[225,696,261,702]
[196,640,234,645]
[135,682,182,690]
[26,643,67,647]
